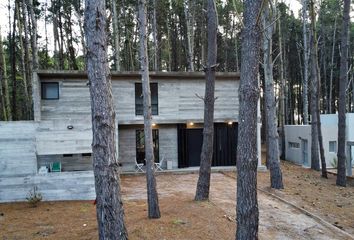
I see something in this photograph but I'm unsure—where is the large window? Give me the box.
[41,82,59,100]
[136,129,159,164]
[135,83,158,115]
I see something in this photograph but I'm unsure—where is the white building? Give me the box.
[285,114,354,176]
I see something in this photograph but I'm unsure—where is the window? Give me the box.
[329,141,337,153]
[136,129,159,164]
[63,154,73,157]
[41,82,59,100]
[82,153,92,157]
[289,142,300,149]
[135,83,158,115]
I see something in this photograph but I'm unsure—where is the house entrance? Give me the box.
[177,123,238,168]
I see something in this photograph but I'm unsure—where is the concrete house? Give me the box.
[0,70,262,202]
[285,114,354,176]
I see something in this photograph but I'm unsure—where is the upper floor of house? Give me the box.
[33,71,240,125]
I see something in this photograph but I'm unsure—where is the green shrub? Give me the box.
[331,157,338,169]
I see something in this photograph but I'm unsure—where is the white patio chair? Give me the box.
[135,158,144,172]
[154,155,165,171]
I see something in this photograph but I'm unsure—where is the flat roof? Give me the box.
[36,70,240,80]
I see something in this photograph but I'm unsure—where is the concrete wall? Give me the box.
[0,171,95,202]
[38,73,239,124]
[0,122,38,177]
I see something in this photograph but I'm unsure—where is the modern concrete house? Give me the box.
[285,114,354,176]
[0,70,263,202]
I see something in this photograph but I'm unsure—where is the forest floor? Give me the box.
[0,162,354,240]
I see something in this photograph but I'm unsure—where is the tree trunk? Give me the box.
[336,0,350,187]
[309,0,320,171]
[0,29,11,121]
[195,0,217,201]
[21,0,32,103]
[328,17,337,114]
[16,0,30,119]
[262,1,284,189]
[236,0,262,239]
[184,0,195,72]
[112,0,120,71]
[152,0,158,71]
[84,0,128,238]
[278,6,286,159]
[11,2,17,120]
[28,0,38,70]
[302,0,309,124]
[138,0,161,219]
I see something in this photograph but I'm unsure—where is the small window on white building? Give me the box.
[289,142,300,149]
[329,141,337,153]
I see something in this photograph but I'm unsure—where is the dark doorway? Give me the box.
[186,129,203,166]
[177,123,238,168]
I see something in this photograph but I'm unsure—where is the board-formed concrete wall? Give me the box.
[0,121,38,177]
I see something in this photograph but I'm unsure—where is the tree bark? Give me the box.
[16,0,30,119]
[336,0,350,187]
[112,0,121,71]
[138,0,161,219]
[328,17,337,114]
[11,1,17,120]
[262,1,284,189]
[195,0,217,201]
[0,29,11,121]
[184,0,195,72]
[152,0,158,71]
[84,0,128,238]
[236,0,262,239]
[278,5,286,159]
[302,0,309,124]
[309,0,320,171]
[28,0,38,70]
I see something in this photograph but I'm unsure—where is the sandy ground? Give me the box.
[1,162,353,239]
[122,172,353,240]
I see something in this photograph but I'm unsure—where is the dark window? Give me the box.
[136,129,159,164]
[41,82,59,100]
[63,154,73,157]
[82,153,92,157]
[135,83,158,115]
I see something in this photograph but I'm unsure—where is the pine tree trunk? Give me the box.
[262,1,284,189]
[195,0,217,201]
[138,0,161,219]
[184,0,195,72]
[84,0,128,238]
[336,0,350,187]
[11,2,17,120]
[28,0,38,70]
[302,0,309,124]
[112,0,120,71]
[16,0,30,119]
[152,0,158,71]
[278,6,286,159]
[328,17,337,114]
[236,1,262,239]
[21,0,32,104]
[309,0,320,171]
[0,29,10,121]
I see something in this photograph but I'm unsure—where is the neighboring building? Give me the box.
[285,114,354,176]
[0,70,263,202]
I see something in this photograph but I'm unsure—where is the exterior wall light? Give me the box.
[67,125,74,130]
[228,121,233,125]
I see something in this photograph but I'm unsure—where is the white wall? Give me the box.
[285,125,311,166]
